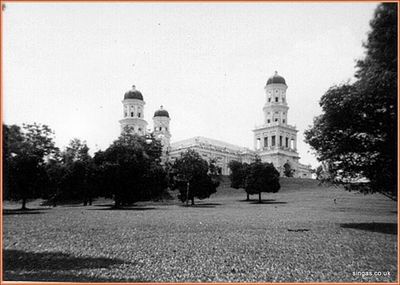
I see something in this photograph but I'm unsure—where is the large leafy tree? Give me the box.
[3,123,58,209]
[305,3,397,199]
[170,149,219,206]
[60,139,95,205]
[93,132,167,208]
[228,160,250,200]
[245,159,280,203]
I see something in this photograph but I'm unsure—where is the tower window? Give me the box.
[275,97,278,102]
[159,127,162,131]
[268,98,271,102]
[285,137,289,147]
[279,136,283,146]
[267,119,270,123]
[283,119,286,124]
[131,112,134,117]
[275,118,278,122]
[139,128,142,131]
[166,127,168,131]
[124,112,127,117]
[271,136,276,146]
[138,113,141,118]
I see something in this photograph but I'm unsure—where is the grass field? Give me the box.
[3,178,398,282]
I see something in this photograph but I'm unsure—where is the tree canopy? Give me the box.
[3,123,58,209]
[170,149,219,205]
[304,3,397,199]
[93,132,167,208]
[228,159,280,202]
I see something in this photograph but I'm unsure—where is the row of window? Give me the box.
[267,118,286,124]
[124,112,142,118]
[268,97,286,103]
[154,126,168,132]
[257,136,295,148]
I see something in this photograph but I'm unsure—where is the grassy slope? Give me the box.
[3,178,397,282]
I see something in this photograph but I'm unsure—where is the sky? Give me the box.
[3,2,378,167]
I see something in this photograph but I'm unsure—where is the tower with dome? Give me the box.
[119,85,172,153]
[253,71,311,177]
[153,106,171,153]
[119,85,147,136]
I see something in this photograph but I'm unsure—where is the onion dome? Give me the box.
[266,71,286,85]
[124,85,143,100]
[154,105,169,118]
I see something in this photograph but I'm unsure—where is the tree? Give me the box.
[305,3,397,199]
[245,159,280,203]
[60,139,95,205]
[3,123,58,209]
[170,149,219,205]
[283,162,294,177]
[228,160,250,200]
[93,132,167,208]
[3,124,24,200]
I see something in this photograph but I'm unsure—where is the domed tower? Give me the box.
[253,71,300,175]
[153,105,171,152]
[263,71,289,125]
[119,85,148,135]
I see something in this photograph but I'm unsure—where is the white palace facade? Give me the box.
[119,72,312,178]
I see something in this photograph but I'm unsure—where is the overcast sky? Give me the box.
[3,2,378,167]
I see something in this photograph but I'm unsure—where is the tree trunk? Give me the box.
[258,192,262,203]
[21,197,27,210]
[246,193,250,201]
[186,182,190,206]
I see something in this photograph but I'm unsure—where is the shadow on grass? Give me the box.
[88,206,156,211]
[4,249,128,273]
[3,208,51,216]
[249,200,287,205]
[340,223,397,235]
[238,199,277,203]
[179,203,222,208]
[4,271,143,282]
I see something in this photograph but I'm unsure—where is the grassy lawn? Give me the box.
[3,178,397,282]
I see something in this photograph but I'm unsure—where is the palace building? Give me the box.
[119,72,312,178]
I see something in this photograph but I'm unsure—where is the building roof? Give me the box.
[171,136,252,154]
[154,106,169,118]
[124,85,143,100]
[266,71,286,85]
